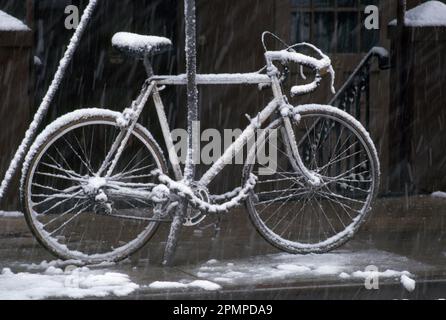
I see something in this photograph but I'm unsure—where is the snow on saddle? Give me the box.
[112,32,172,59]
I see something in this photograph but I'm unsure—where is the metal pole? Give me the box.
[184,0,198,182]
[395,0,411,192]
[397,0,406,28]
[162,0,198,266]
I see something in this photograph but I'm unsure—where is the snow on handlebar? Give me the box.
[265,48,336,96]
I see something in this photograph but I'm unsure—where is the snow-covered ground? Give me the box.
[182,250,421,293]
[131,249,423,294]
[0,266,138,300]
[0,211,23,218]
[148,280,221,291]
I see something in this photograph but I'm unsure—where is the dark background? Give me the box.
[0,0,446,209]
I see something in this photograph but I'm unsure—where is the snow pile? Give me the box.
[389,1,446,27]
[0,266,138,300]
[0,211,23,218]
[370,47,389,59]
[148,280,221,291]
[349,269,416,292]
[21,259,84,271]
[432,191,446,198]
[401,274,416,292]
[351,269,412,279]
[0,10,30,31]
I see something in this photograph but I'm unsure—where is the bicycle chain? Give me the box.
[151,170,258,214]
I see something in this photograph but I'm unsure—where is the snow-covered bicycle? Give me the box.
[20,31,380,264]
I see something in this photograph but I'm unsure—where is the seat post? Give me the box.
[143,55,154,77]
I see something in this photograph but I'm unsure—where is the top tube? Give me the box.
[151,73,272,86]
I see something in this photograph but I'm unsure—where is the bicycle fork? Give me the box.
[270,74,322,187]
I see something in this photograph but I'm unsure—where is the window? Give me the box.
[291,0,379,53]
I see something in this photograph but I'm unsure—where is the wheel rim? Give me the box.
[247,111,378,251]
[25,118,165,262]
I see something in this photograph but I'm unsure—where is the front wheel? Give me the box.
[244,104,380,254]
[21,109,167,264]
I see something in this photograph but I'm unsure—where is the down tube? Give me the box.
[199,99,279,187]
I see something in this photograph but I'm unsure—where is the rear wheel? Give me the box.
[244,105,380,254]
[21,109,167,264]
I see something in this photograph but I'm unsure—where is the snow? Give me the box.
[432,191,446,198]
[148,280,221,291]
[189,280,222,291]
[0,267,138,300]
[185,249,428,296]
[370,47,389,59]
[351,269,412,279]
[206,259,219,265]
[401,274,416,292]
[0,10,30,31]
[0,211,23,218]
[149,281,187,290]
[112,32,172,56]
[276,264,312,273]
[195,254,347,284]
[22,260,84,271]
[389,1,446,27]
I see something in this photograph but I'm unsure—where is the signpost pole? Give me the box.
[163,0,198,266]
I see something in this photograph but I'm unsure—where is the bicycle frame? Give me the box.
[99,54,321,196]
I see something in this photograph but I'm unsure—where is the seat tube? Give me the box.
[152,85,184,181]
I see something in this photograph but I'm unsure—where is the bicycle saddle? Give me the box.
[112,32,172,59]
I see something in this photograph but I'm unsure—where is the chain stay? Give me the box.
[152,170,258,214]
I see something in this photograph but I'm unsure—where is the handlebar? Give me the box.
[265,43,336,97]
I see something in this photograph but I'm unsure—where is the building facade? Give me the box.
[0,0,445,205]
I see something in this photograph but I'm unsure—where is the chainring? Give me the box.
[183,184,210,227]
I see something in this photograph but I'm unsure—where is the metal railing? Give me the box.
[299,47,391,188]
[329,47,391,131]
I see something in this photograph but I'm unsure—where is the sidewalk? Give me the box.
[0,195,445,299]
